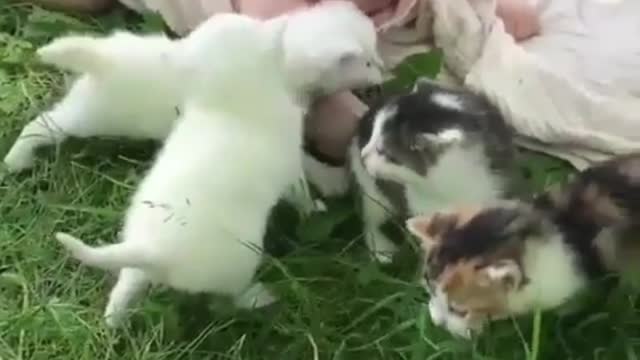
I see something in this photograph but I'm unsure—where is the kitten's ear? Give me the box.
[538,183,568,208]
[482,259,522,290]
[412,77,436,93]
[407,213,456,252]
[501,205,545,239]
[37,35,110,74]
[406,215,439,252]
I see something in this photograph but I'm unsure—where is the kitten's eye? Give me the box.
[448,303,469,317]
[366,61,372,68]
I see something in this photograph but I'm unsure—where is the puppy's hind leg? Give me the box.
[104,268,150,328]
[3,78,105,173]
[3,111,69,173]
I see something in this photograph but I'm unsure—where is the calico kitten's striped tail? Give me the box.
[56,232,149,271]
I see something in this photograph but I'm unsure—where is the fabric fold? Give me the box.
[432,0,640,169]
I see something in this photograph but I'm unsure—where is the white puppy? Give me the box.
[54,3,383,328]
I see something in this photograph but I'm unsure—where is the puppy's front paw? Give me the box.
[104,309,126,329]
[3,149,36,173]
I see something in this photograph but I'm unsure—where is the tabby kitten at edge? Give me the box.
[408,153,640,337]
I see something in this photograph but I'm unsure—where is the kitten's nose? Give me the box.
[361,143,374,159]
[428,299,446,326]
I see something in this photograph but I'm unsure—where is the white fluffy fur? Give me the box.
[504,234,587,315]
[3,1,382,199]
[53,6,379,327]
[352,102,506,263]
[57,13,298,327]
[3,31,181,172]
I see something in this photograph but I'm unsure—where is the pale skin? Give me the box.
[29,0,541,161]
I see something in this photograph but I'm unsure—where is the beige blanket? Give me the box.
[432,0,640,169]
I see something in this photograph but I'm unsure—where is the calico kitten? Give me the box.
[2,1,383,199]
[350,77,516,263]
[54,8,378,328]
[407,152,640,337]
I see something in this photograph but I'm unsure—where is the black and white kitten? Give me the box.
[407,152,640,337]
[350,77,516,263]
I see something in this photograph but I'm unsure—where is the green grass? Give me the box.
[2,3,640,359]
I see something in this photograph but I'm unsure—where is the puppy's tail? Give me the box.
[56,232,149,271]
[37,36,112,74]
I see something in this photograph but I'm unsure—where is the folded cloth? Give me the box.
[432,0,640,169]
[118,0,234,34]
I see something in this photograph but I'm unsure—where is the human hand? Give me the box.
[495,0,541,41]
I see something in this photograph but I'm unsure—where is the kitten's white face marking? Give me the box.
[437,128,464,143]
[360,105,405,180]
[430,92,465,111]
[361,105,395,158]
[414,128,465,152]
[367,157,419,184]
[359,95,469,186]
[362,123,467,187]
[428,295,448,326]
[428,289,474,338]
